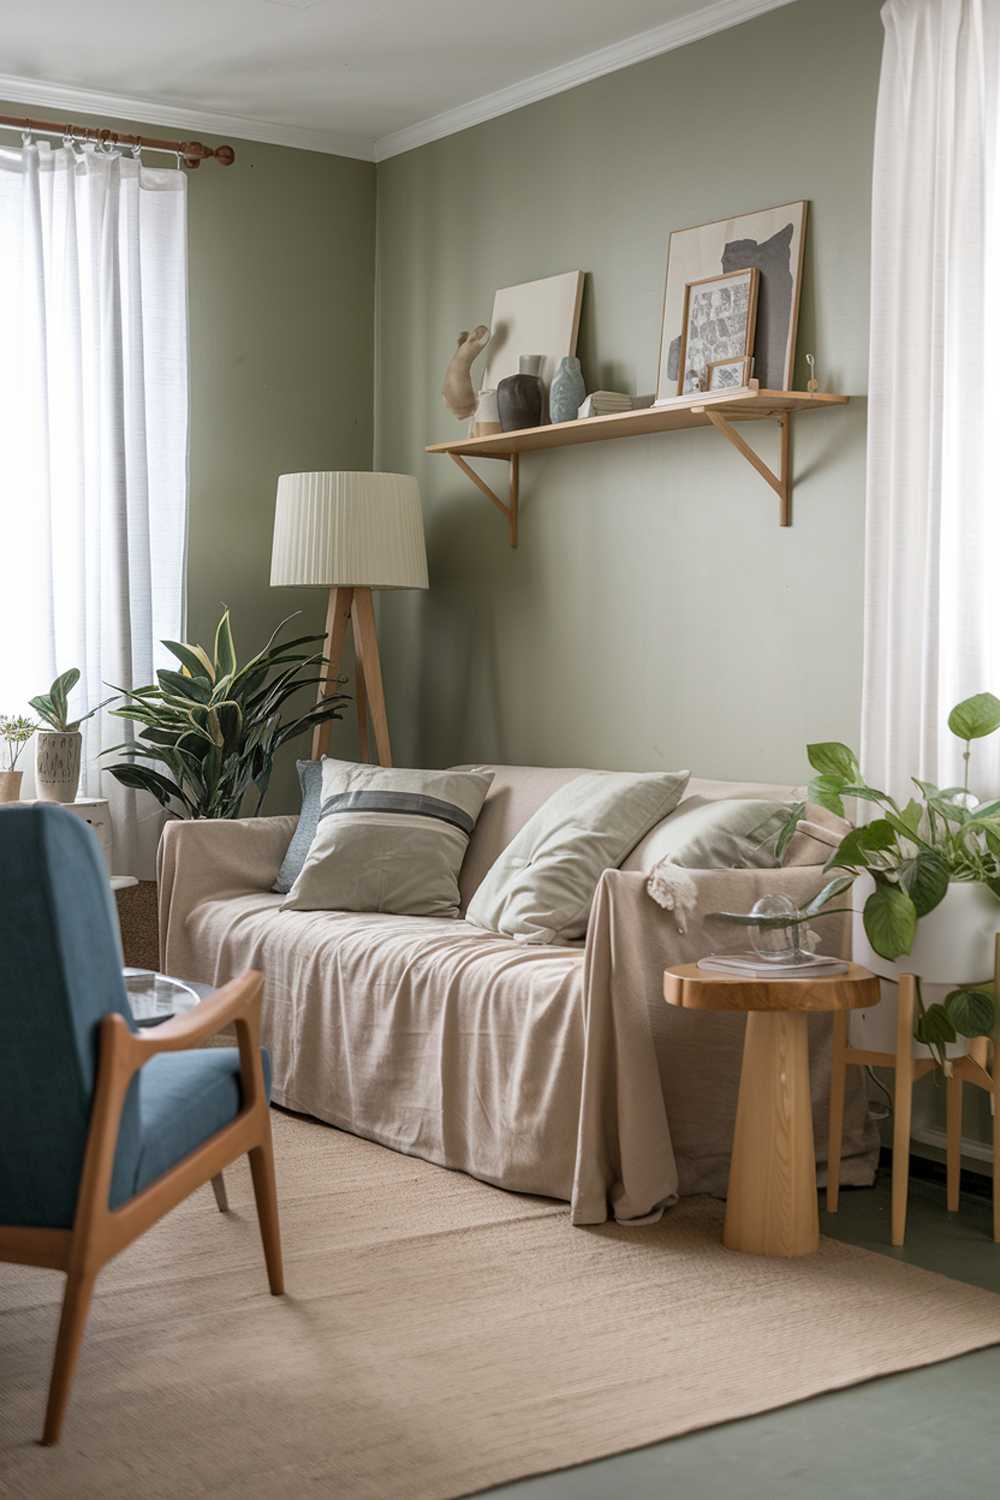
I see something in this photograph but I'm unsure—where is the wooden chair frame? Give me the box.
[0,970,284,1445]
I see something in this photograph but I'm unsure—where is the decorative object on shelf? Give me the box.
[677,268,759,396]
[479,271,584,397]
[471,386,501,437]
[707,355,753,391]
[29,669,116,804]
[577,391,632,419]
[806,353,819,392]
[428,388,848,541]
[104,607,349,817]
[656,201,807,400]
[0,713,38,803]
[442,324,491,420]
[269,471,428,766]
[497,355,545,432]
[549,355,586,424]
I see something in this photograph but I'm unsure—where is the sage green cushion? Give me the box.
[465,769,690,945]
[282,759,494,918]
[635,797,792,871]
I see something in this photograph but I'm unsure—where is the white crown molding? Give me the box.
[0,72,376,162]
[374,0,798,161]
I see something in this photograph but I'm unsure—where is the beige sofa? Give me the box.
[158,765,877,1225]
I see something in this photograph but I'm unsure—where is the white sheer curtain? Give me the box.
[863,0,1000,799]
[0,142,188,875]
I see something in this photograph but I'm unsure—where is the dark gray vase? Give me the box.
[497,354,544,432]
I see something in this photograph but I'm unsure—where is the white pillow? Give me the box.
[465,769,690,944]
[282,760,494,918]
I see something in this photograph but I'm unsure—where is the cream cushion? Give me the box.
[635,797,792,872]
[282,760,494,918]
[465,769,690,944]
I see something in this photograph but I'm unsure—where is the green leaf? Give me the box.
[773,802,806,864]
[163,640,215,682]
[899,798,924,833]
[948,692,1000,742]
[213,609,237,679]
[826,826,870,871]
[801,874,855,917]
[50,667,80,727]
[840,784,896,808]
[157,669,212,705]
[861,818,897,851]
[944,987,996,1039]
[900,850,949,917]
[104,762,193,813]
[807,742,858,780]
[914,1003,957,1047]
[863,883,917,960]
[808,774,847,818]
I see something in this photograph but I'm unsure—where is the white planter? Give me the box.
[35,730,82,804]
[851,877,1000,1058]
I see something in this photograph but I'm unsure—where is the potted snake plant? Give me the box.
[29,670,116,804]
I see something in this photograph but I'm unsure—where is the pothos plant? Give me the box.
[723,692,1000,1067]
[103,608,348,820]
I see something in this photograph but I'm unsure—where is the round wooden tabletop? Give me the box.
[663,961,880,1013]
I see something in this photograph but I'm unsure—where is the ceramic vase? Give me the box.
[497,354,545,432]
[35,730,82,804]
[0,770,23,804]
[549,356,586,424]
[472,387,501,438]
[851,877,1000,1060]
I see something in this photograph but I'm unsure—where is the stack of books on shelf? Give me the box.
[577,391,634,419]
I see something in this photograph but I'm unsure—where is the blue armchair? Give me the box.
[0,804,284,1444]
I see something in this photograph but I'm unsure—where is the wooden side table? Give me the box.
[664,963,879,1257]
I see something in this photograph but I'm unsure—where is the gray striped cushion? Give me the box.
[281,760,494,917]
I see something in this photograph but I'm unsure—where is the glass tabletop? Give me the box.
[123,968,214,1027]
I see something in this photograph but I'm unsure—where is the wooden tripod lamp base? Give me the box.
[311,586,392,765]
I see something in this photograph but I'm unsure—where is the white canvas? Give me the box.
[479,271,584,394]
[656,201,807,400]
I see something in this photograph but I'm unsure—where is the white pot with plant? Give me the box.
[753,692,1000,1073]
[30,670,115,804]
[0,714,40,803]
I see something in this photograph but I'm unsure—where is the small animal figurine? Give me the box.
[806,353,819,393]
[442,325,491,420]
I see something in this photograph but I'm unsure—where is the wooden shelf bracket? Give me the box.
[699,407,792,527]
[449,452,519,546]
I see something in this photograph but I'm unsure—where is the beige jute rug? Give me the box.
[3,1112,1000,1500]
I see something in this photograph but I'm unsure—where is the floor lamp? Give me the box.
[270,472,428,767]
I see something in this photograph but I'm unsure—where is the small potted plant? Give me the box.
[0,715,39,803]
[29,670,116,804]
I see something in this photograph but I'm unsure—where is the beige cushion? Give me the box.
[465,769,690,944]
[635,798,793,873]
[282,760,494,918]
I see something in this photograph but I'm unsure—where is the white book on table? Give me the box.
[697,953,849,978]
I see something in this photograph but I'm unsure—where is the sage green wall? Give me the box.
[374,0,882,784]
[0,100,376,812]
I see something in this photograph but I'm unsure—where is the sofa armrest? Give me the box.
[157,814,296,979]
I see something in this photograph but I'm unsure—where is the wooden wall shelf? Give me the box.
[426,386,849,543]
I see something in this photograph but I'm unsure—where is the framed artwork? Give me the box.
[655,200,807,400]
[677,269,758,397]
[706,355,754,391]
[479,271,584,394]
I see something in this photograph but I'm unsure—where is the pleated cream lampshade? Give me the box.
[270,471,428,590]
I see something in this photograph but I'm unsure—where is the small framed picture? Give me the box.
[676,267,759,396]
[706,356,753,392]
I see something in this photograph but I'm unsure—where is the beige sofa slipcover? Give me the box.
[158,765,877,1224]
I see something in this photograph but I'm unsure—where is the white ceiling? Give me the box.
[0,0,795,161]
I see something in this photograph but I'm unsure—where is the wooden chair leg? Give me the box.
[211,1172,229,1213]
[42,1269,96,1445]
[946,1070,962,1212]
[891,975,915,1248]
[249,1124,285,1296]
[827,1010,847,1213]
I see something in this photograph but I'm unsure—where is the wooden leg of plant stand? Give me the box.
[827,1009,847,1213]
[724,1011,819,1257]
[947,1069,962,1212]
[892,975,916,1248]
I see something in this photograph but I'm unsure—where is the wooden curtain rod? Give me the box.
[0,111,235,168]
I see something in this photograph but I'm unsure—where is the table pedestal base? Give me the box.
[724,1011,820,1258]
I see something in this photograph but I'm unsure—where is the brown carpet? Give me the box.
[3,1112,1000,1500]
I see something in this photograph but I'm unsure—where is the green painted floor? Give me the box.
[490,1171,1000,1499]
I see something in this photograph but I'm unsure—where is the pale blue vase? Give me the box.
[549,356,586,424]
